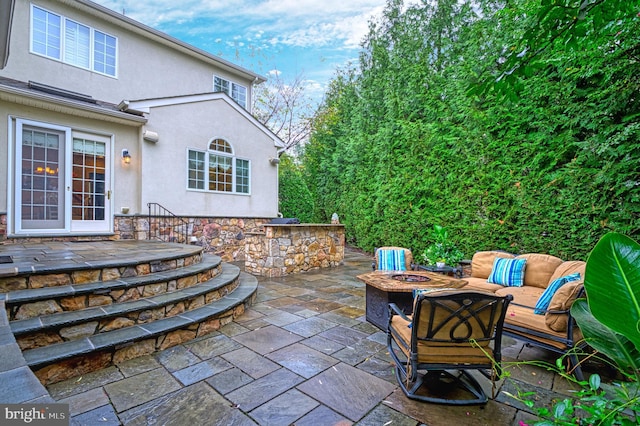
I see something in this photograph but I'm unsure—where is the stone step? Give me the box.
[0,300,54,403]
[0,241,204,292]
[25,272,258,385]
[10,263,240,345]
[3,254,222,321]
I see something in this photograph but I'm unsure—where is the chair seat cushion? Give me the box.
[389,312,494,365]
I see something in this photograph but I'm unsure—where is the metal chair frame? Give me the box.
[387,291,513,405]
[502,291,589,381]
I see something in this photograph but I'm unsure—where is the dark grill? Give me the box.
[269,218,300,224]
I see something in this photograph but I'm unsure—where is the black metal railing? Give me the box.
[147,202,191,244]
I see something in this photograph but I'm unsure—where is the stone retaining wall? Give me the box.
[0,213,270,262]
[245,224,345,277]
[33,299,251,386]
[15,271,235,352]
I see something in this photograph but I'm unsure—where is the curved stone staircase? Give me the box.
[0,241,257,386]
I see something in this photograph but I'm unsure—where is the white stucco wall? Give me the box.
[139,98,280,217]
[0,0,281,236]
[1,0,258,109]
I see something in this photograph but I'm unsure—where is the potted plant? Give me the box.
[421,225,464,267]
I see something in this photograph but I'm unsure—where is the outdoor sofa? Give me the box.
[462,251,588,379]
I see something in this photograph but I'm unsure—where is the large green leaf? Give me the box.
[572,299,640,374]
[584,233,640,351]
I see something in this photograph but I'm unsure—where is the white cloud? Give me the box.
[94,0,385,50]
[92,0,397,104]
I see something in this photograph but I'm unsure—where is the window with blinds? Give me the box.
[30,5,118,77]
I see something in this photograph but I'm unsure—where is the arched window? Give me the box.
[209,138,232,154]
[187,138,250,194]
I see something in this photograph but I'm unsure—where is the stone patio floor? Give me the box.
[45,248,589,425]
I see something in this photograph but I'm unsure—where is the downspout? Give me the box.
[0,0,15,69]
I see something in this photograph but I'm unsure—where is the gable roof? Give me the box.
[65,0,266,84]
[121,92,285,148]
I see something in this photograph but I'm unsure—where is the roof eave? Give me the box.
[0,84,147,126]
[125,93,285,148]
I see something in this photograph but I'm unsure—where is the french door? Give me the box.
[70,132,110,232]
[14,120,112,234]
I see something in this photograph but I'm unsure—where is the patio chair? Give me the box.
[372,246,414,271]
[387,290,513,405]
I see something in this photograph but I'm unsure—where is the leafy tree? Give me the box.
[301,0,639,259]
[252,71,316,153]
[277,154,314,222]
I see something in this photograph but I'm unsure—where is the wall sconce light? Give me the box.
[269,157,280,166]
[122,149,131,164]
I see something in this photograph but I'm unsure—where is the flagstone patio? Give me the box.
[12,247,594,425]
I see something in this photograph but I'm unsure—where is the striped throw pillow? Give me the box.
[534,272,581,314]
[378,249,406,271]
[487,257,527,287]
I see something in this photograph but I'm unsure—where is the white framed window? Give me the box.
[64,20,90,68]
[94,30,117,76]
[30,5,118,77]
[187,139,250,194]
[31,5,61,59]
[187,150,205,190]
[235,159,250,193]
[214,76,247,109]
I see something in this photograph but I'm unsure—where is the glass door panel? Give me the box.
[19,126,65,230]
[71,136,110,231]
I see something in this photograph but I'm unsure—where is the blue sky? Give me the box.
[93,0,392,104]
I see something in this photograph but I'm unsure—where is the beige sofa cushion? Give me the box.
[549,260,586,283]
[545,281,584,332]
[495,286,544,307]
[471,251,515,279]
[515,253,563,288]
[463,277,505,293]
[505,304,583,350]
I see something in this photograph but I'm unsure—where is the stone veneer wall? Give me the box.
[0,213,269,262]
[245,224,345,277]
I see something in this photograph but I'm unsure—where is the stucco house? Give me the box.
[0,0,284,258]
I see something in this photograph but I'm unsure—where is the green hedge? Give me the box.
[302,0,640,261]
[278,155,315,223]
